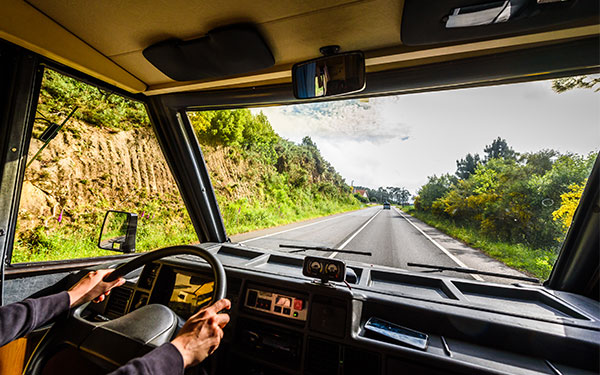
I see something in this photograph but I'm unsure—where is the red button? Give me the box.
[293,299,303,310]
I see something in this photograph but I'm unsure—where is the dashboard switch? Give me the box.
[293,299,304,310]
[244,287,308,321]
[247,290,258,307]
[257,298,272,310]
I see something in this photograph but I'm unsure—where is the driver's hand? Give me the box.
[67,269,125,308]
[171,299,231,368]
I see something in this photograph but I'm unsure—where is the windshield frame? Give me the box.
[167,37,598,291]
[0,37,597,296]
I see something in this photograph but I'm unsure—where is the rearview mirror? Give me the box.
[98,210,137,253]
[292,51,366,99]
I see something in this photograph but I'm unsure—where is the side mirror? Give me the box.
[292,51,366,99]
[98,211,137,253]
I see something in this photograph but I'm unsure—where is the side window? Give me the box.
[12,69,197,263]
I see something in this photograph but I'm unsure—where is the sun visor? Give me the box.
[401,0,599,46]
[143,25,275,81]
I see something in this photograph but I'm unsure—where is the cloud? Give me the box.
[251,80,599,193]
[256,98,411,144]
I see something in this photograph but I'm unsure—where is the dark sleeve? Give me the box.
[0,291,70,347]
[107,343,184,375]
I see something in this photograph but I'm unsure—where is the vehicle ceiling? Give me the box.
[1,0,598,95]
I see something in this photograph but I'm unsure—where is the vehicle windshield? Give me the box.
[13,68,597,287]
[190,76,598,284]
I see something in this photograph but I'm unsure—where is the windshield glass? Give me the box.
[190,76,598,284]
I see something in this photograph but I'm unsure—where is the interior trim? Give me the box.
[143,25,599,95]
[0,43,43,305]
[0,0,146,93]
[158,37,599,110]
[4,254,138,279]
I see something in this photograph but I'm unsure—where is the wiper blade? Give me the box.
[407,262,539,283]
[279,244,372,256]
[26,106,78,169]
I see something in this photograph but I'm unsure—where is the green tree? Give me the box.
[398,187,411,206]
[456,153,481,179]
[484,137,517,161]
[415,174,456,211]
[552,75,600,93]
[521,149,558,176]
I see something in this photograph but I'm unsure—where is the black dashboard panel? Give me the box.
[93,244,599,375]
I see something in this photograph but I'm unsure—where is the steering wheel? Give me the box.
[103,245,227,300]
[25,245,227,374]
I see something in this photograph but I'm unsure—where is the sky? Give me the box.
[252,79,600,195]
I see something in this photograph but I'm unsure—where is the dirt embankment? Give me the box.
[202,146,264,200]
[20,122,177,230]
[18,122,261,231]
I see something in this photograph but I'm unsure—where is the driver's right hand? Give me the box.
[171,299,231,367]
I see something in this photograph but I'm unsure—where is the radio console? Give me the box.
[244,287,308,321]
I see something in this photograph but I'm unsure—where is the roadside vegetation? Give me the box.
[353,186,411,205]
[13,70,360,263]
[188,110,360,234]
[408,137,595,279]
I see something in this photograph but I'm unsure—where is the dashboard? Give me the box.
[85,245,599,375]
[244,287,308,321]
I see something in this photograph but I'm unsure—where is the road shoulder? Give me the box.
[397,209,533,284]
[229,207,368,243]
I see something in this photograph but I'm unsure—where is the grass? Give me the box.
[13,196,363,263]
[221,195,362,235]
[403,208,556,280]
[12,214,199,263]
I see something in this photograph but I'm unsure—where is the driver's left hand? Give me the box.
[67,269,125,307]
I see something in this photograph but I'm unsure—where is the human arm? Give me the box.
[0,269,123,347]
[0,292,69,347]
[107,299,231,375]
[67,269,125,307]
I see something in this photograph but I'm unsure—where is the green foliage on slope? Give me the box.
[413,138,596,278]
[37,69,149,131]
[188,109,361,235]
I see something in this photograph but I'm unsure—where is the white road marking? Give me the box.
[329,209,382,258]
[239,210,359,244]
[395,208,484,281]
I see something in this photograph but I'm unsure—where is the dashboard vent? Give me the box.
[104,287,133,319]
[228,277,242,296]
[227,277,243,306]
[138,262,160,290]
[343,346,380,375]
[305,338,340,375]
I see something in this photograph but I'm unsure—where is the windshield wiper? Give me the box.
[407,262,539,283]
[279,244,372,256]
[26,106,78,169]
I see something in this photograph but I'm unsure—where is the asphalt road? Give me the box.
[231,206,532,284]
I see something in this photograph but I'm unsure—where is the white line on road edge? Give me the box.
[239,211,357,244]
[395,208,484,281]
[329,210,382,258]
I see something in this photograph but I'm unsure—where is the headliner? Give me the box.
[1,0,598,95]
